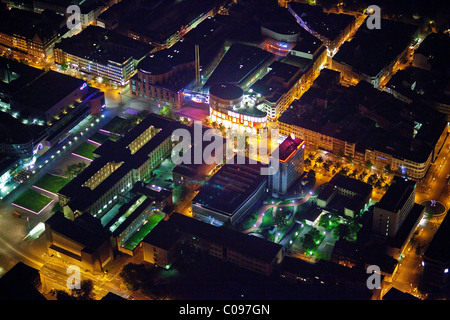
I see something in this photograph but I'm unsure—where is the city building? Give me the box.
[280,256,375,299]
[0,7,64,62]
[192,155,268,226]
[0,262,46,300]
[143,212,283,276]
[208,83,267,134]
[130,39,194,110]
[278,70,448,180]
[172,127,225,192]
[204,42,273,90]
[97,0,223,49]
[268,133,305,195]
[105,193,164,255]
[54,26,154,86]
[423,210,450,289]
[58,113,187,219]
[330,19,419,87]
[372,176,419,240]
[44,211,114,274]
[287,2,356,54]
[0,57,104,163]
[317,173,372,218]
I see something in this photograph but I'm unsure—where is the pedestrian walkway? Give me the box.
[242,187,316,234]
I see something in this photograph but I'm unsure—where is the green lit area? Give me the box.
[122,213,164,251]
[109,195,147,233]
[72,142,98,160]
[34,173,71,194]
[12,188,53,213]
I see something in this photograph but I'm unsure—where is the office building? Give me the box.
[372,176,417,239]
[44,211,114,274]
[269,133,305,195]
[423,212,450,289]
[0,7,63,62]
[317,173,372,218]
[143,212,283,276]
[54,26,154,86]
[58,113,187,219]
[192,155,268,226]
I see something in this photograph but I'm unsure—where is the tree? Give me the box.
[300,233,316,253]
[72,280,95,300]
[120,263,147,291]
[365,160,373,170]
[60,61,68,71]
[203,117,211,127]
[158,106,175,120]
[333,223,350,241]
[65,162,87,178]
[316,156,323,165]
[304,158,312,169]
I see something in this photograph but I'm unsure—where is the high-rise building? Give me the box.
[269,133,305,195]
[372,176,417,239]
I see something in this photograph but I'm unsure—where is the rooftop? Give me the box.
[209,83,244,100]
[0,7,63,43]
[145,212,283,263]
[45,211,110,250]
[424,207,450,264]
[328,173,372,198]
[204,42,272,87]
[288,3,355,41]
[59,113,189,214]
[55,26,153,65]
[192,155,268,217]
[376,175,416,212]
[278,71,447,164]
[333,19,418,77]
[271,133,304,162]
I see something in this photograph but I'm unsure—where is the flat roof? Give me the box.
[192,155,268,217]
[59,113,189,214]
[45,211,110,250]
[329,173,372,198]
[376,175,416,212]
[209,83,244,100]
[56,26,153,65]
[0,7,63,42]
[424,208,450,264]
[204,43,272,87]
[169,213,283,263]
[288,3,355,41]
[333,19,418,77]
[11,71,85,112]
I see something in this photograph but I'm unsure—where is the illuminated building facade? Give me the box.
[209,83,267,134]
[0,7,62,62]
[58,114,186,219]
[44,211,114,274]
[372,176,418,239]
[269,133,305,195]
[192,156,268,226]
[143,213,283,276]
[54,26,153,86]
